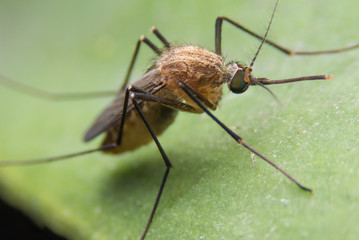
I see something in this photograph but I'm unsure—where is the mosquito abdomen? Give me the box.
[102,101,178,154]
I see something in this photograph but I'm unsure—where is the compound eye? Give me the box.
[228,69,249,94]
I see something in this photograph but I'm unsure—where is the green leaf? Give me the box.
[0,0,358,239]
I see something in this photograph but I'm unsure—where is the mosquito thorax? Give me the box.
[225,61,255,94]
[158,45,226,109]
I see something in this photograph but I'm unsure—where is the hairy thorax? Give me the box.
[158,46,225,110]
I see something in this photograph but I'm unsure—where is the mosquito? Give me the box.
[1,0,358,239]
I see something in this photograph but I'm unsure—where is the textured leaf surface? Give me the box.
[0,0,358,239]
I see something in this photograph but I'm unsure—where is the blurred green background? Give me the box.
[0,0,358,239]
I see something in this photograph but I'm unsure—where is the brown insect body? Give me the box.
[159,46,226,110]
[87,45,235,154]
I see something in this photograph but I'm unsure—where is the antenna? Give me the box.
[250,0,279,67]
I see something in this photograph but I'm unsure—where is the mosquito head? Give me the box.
[226,61,256,94]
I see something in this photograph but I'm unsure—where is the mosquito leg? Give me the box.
[129,95,172,240]
[215,16,359,56]
[132,93,199,113]
[151,27,171,48]
[0,143,117,166]
[0,86,172,167]
[120,26,173,91]
[0,34,163,100]
[130,83,214,111]
[0,87,134,166]
[0,73,118,100]
[119,35,162,91]
[0,86,138,166]
[177,82,217,110]
[114,84,158,145]
[127,85,201,113]
[0,36,162,100]
[178,80,313,193]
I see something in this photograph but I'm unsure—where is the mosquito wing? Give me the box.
[83,68,163,142]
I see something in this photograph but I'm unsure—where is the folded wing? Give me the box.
[83,68,162,142]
